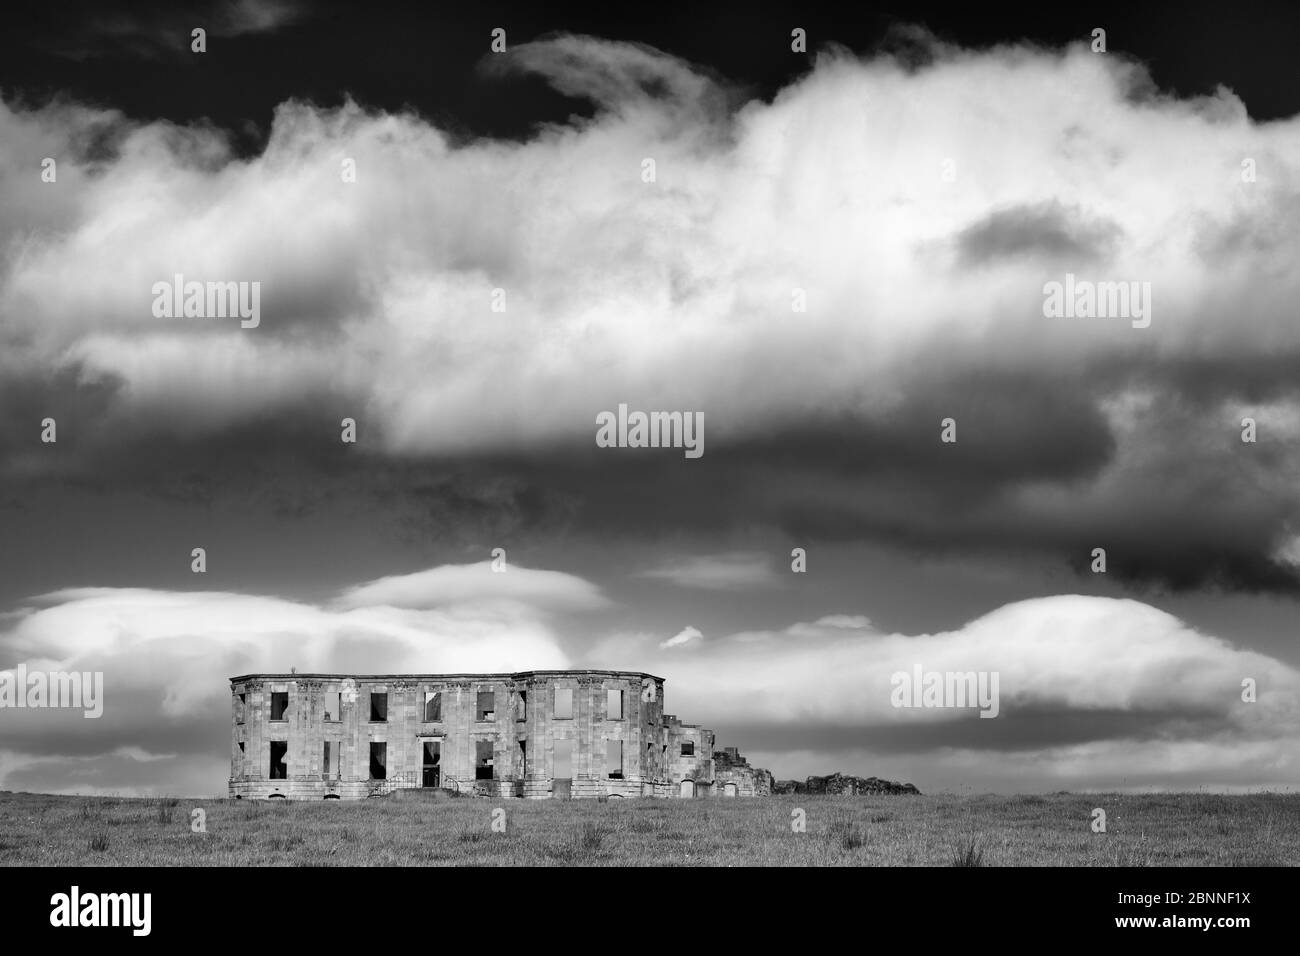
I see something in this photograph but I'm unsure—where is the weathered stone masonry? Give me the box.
[229,670,771,800]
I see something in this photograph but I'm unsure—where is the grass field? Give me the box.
[0,790,1295,866]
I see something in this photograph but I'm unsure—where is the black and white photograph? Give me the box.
[0,0,1295,934]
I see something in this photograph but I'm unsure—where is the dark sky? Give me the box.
[1,0,1298,797]
[4,0,1299,145]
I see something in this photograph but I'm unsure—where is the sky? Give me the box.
[1,0,1298,796]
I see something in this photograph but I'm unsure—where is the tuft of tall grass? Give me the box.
[951,838,985,867]
[156,797,180,824]
[827,817,866,851]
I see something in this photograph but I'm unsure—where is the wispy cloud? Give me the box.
[336,562,610,612]
[639,553,779,591]
[660,625,703,649]
[45,0,305,61]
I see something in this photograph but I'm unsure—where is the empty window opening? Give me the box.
[422,741,441,788]
[238,741,245,754]
[322,741,340,781]
[477,691,495,722]
[606,739,623,779]
[554,739,573,779]
[475,740,495,780]
[270,692,288,721]
[607,688,623,720]
[681,742,695,757]
[424,690,442,722]
[237,692,246,724]
[323,691,341,722]
[555,687,573,720]
[269,741,288,780]
[369,742,387,780]
[519,740,527,775]
[370,692,387,722]
[517,691,527,721]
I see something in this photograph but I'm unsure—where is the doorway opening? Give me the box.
[422,740,441,788]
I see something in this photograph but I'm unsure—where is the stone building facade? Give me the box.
[228,670,771,800]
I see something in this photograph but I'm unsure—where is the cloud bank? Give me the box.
[3,32,1298,590]
[591,594,1300,792]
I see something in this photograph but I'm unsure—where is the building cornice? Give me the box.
[230,669,665,685]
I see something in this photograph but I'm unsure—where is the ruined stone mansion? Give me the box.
[228,670,772,800]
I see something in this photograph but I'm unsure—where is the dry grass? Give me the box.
[0,790,1294,866]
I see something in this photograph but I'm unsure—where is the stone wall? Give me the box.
[713,745,774,797]
[663,716,714,796]
[770,772,921,795]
